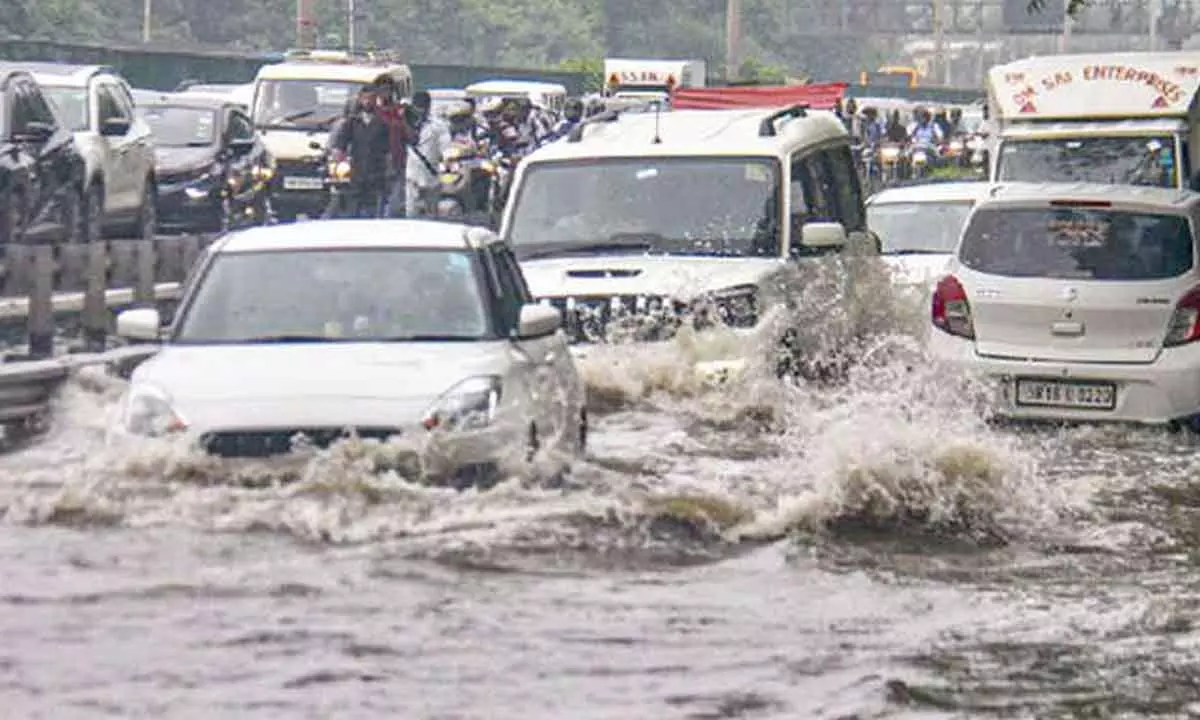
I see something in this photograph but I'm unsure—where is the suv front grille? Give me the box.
[542,294,689,344]
[200,427,401,458]
[275,157,325,178]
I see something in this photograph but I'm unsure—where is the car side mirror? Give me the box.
[799,221,848,249]
[100,117,131,137]
[116,307,163,342]
[516,303,561,339]
[14,121,55,143]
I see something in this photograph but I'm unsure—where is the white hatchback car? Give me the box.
[928,182,1200,428]
[866,181,989,287]
[110,219,587,486]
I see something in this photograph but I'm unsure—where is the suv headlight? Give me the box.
[328,159,352,181]
[122,384,187,436]
[421,375,502,432]
[692,284,760,330]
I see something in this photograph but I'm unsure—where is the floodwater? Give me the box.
[4,270,1200,719]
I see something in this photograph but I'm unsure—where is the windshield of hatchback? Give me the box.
[138,106,217,147]
[175,249,492,343]
[251,79,363,129]
[506,157,783,259]
[868,200,974,254]
[998,136,1178,188]
[959,206,1195,280]
[42,86,89,132]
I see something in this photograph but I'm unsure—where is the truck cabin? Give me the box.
[986,53,1200,191]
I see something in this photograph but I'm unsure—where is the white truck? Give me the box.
[602,58,707,103]
[986,52,1200,190]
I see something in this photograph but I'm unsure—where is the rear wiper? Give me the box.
[522,232,662,260]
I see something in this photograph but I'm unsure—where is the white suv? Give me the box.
[928,182,1200,429]
[29,63,157,240]
[500,104,880,382]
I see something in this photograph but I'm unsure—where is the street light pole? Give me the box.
[348,0,357,52]
[725,0,741,82]
[142,0,151,43]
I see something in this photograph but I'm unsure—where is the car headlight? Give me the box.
[421,375,502,432]
[122,384,187,437]
[880,146,901,160]
[692,284,759,330]
[253,161,275,180]
[444,146,465,162]
[328,159,352,181]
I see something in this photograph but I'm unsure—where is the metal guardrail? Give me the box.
[0,235,212,433]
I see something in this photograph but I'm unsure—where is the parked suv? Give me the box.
[0,66,87,243]
[25,63,157,240]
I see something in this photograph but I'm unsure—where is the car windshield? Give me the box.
[252,79,363,129]
[868,200,974,254]
[175,248,493,343]
[42,86,89,132]
[506,157,783,259]
[959,206,1195,281]
[138,106,217,147]
[998,136,1178,188]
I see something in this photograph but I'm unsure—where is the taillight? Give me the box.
[931,274,975,339]
[1164,286,1200,347]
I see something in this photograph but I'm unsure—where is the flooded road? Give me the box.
[5,318,1200,717]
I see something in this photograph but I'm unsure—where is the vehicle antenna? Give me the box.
[652,100,663,144]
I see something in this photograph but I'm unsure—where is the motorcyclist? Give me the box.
[947,107,964,138]
[860,107,884,147]
[933,106,953,139]
[546,98,585,142]
[446,101,480,143]
[374,78,412,218]
[404,90,453,218]
[326,86,390,218]
[842,97,859,138]
[885,110,907,143]
[908,106,944,149]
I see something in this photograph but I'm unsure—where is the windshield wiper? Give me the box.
[281,109,317,123]
[378,335,483,342]
[522,232,662,260]
[884,249,950,255]
[230,335,341,344]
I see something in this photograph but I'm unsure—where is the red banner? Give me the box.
[671,82,848,111]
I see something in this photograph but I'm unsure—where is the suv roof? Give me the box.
[213,219,501,254]
[974,182,1200,213]
[136,93,243,112]
[867,181,992,205]
[526,106,848,162]
[6,62,121,87]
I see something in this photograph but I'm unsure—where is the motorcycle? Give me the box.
[435,140,494,222]
[907,144,936,180]
[878,142,904,186]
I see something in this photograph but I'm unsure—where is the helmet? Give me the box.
[480,97,504,115]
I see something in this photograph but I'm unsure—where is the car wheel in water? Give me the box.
[526,423,540,464]
[60,185,84,243]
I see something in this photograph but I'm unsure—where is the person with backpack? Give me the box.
[404,91,452,218]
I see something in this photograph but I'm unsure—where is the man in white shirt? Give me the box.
[405,91,453,218]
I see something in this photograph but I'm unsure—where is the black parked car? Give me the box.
[0,67,87,244]
[137,94,275,233]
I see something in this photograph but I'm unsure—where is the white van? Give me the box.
[499,105,878,382]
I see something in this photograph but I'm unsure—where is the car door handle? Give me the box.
[1051,320,1085,336]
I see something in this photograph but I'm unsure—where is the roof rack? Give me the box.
[758,104,809,137]
[282,48,405,66]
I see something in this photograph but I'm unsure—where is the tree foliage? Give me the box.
[0,0,875,80]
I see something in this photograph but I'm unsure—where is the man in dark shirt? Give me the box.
[328,85,391,217]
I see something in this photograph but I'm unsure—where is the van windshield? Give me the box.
[997,136,1178,188]
[959,206,1195,280]
[506,157,783,259]
[252,79,364,129]
[868,200,974,254]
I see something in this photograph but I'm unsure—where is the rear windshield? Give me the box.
[959,206,1195,281]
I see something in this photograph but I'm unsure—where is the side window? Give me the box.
[485,245,526,333]
[9,84,32,133]
[789,150,835,224]
[820,146,865,231]
[25,85,57,126]
[95,83,127,123]
[495,245,532,303]
[226,111,254,142]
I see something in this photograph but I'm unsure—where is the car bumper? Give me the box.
[155,185,220,229]
[569,322,777,386]
[929,330,1200,425]
[107,415,530,486]
[272,187,330,219]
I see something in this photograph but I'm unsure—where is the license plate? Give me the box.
[1014,379,1116,410]
[282,176,324,190]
